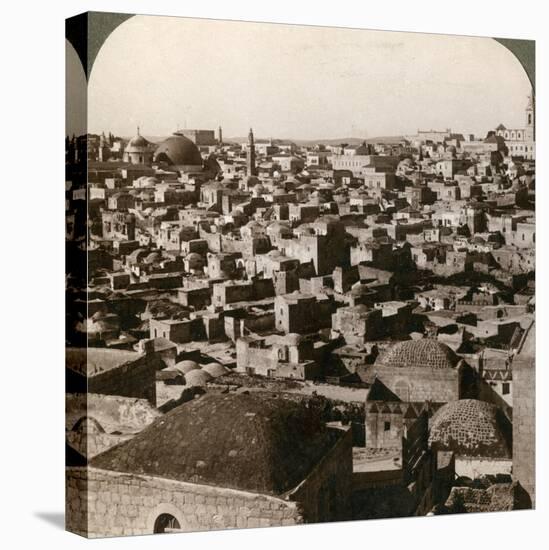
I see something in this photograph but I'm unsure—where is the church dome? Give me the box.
[90,392,340,494]
[154,133,203,167]
[429,399,511,458]
[125,128,150,153]
[377,339,459,370]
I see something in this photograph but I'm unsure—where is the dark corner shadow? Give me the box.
[34,512,65,530]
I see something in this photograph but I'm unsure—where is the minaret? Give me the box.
[98,131,109,162]
[218,126,223,146]
[247,128,257,176]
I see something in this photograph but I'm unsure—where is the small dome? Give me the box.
[175,360,200,374]
[429,399,511,458]
[185,369,213,387]
[126,134,149,151]
[377,339,459,370]
[202,362,228,378]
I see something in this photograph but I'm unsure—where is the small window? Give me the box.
[384,421,391,431]
[502,383,510,395]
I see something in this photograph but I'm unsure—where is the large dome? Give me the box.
[429,399,511,458]
[154,132,203,167]
[377,339,459,370]
[90,393,339,495]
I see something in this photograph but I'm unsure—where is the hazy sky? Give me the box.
[88,15,531,140]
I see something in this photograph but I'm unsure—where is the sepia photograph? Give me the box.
[63,8,535,541]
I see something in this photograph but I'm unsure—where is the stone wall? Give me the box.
[88,354,158,405]
[66,467,303,538]
[288,427,353,523]
[512,351,535,505]
[371,365,459,403]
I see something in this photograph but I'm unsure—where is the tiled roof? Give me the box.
[429,399,511,458]
[377,339,459,370]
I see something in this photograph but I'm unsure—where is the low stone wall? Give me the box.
[66,467,302,538]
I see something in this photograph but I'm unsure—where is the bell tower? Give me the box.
[525,92,535,134]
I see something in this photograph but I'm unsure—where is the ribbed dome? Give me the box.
[429,399,511,458]
[378,339,459,370]
[154,133,203,167]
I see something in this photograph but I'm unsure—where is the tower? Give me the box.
[98,131,110,162]
[247,128,257,176]
[524,92,535,144]
[526,93,534,128]
[218,126,223,146]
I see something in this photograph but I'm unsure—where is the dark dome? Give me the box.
[154,133,203,167]
[378,339,459,370]
[90,393,340,495]
[429,399,511,458]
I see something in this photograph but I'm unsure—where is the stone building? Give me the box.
[274,291,333,334]
[370,339,475,403]
[512,321,535,505]
[66,393,353,537]
[236,333,321,380]
[495,93,535,159]
[66,347,160,406]
[101,210,136,241]
[123,128,154,164]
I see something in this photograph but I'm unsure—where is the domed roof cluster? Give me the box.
[90,392,340,494]
[154,132,203,167]
[429,399,511,458]
[377,339,459,370]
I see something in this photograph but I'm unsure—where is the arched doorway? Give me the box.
[153,514,181,534]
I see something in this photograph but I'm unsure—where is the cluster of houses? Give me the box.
[65,99,535,536]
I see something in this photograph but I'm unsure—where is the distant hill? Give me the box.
[226,136,406,146]
[121,135,407,146]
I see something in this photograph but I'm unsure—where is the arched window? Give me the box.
[154,514,181,534]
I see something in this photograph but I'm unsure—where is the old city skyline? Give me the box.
[66,12,535,539]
